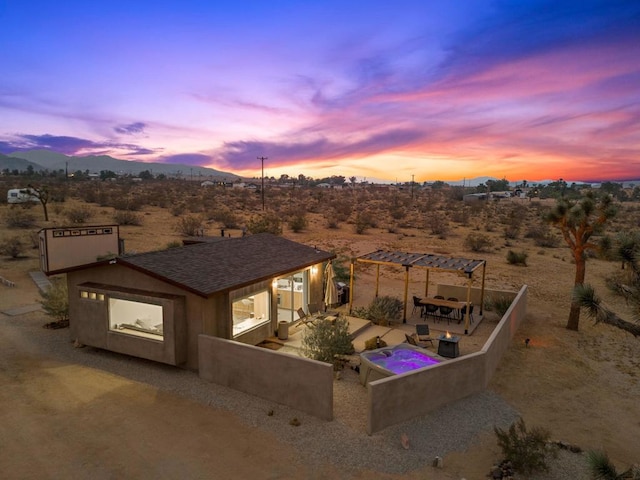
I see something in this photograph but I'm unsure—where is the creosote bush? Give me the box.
[506,250,528,266]
[175,214,204,236]
[301,316,354,370]
[288,213,308,233]
[0,235,26,258]
[464,233,493,252]
[485,295,513,317]
[247,212,282,235]
[494,418,555,475]
[353,295,403,326]
[113,210,143,226]
[64,206,93,224]
[4,207,36,228]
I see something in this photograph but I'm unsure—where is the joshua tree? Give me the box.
[573,284,640,337]
[545,192,616,331]
[572,231,640,337]
[25,184,50,221]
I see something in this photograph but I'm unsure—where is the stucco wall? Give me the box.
[198,335,334,420]
[482,286,528,383]
[366,285,528,434]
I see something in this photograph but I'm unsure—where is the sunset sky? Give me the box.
[1,1,638,182]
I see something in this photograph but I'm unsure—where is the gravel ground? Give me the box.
[2,312,590,478]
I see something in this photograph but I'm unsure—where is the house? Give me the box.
[65,233,334,370]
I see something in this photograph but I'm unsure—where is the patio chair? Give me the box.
[447,297,459,320]
[423,302,439,321]
[415,324,434,346]
[405,333,430,349]
[460,303,474,324]
[412,296,425,317]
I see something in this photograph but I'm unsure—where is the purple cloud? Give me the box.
[215,128,424,170]
[114,122,147,135]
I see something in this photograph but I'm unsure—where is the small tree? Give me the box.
[39,278,69,329]
[301,316,354,370]
[25,184,50,221]
[545,192,616,330]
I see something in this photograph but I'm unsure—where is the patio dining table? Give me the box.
[419,297,467,322]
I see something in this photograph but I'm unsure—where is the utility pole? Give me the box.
[257,156,267,210]
[411,174,415,200]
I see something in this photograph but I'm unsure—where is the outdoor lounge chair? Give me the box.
[405,333,431,349]
[415,324,434,346]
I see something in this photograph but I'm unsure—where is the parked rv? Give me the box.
[7,188,39,204]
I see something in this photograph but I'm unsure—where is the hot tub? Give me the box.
[359,343,445,385]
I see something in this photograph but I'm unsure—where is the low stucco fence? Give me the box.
[197,284,527,430]
[367,285,527,434]
[198,335,334,420]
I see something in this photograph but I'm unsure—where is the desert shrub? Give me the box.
[325,215,339,229]
[525,224,560,248]
[175,214,204,236]
[113,210,143,226]
[0,236,26,258]
[39,278,69,328]
[170,203,187,216]
[301,316,354,370]
[354,211,372,234]
[64,206,93,224]
[506,250,528,266]
[485,295,514,316]
[247,212,282,235]
[210,208,241,229]
[464,233,493,252]
[165,240,182,249]
[288,213,308,233]
[5,207,36,228]
[426,213,449,237]
[357,295,403,326]
[494,418,554,475]
[504,224,521,239]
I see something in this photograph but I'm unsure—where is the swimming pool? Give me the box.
[359,343,444,385]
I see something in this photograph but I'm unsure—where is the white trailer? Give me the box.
[7,188,39,204]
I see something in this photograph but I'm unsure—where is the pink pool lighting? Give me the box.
[359,343,444,384]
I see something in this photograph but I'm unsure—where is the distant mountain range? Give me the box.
[1,150,239,180]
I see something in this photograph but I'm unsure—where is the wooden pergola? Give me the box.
[348,250,487,334]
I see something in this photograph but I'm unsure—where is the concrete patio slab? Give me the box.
[352,325,392,353]
[2,304,42,316]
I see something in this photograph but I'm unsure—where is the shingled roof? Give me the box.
[117,233,334,297]
[357,250,485,276]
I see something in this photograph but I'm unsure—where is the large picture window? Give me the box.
[109,298,164,340]
[232,289,270,337]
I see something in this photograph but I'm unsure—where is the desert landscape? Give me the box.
[1,177,639,479]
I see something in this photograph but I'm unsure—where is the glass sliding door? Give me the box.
[276,269,309,323]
